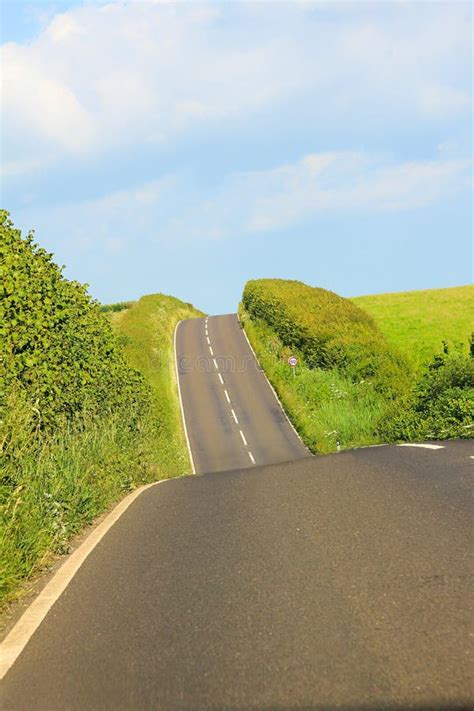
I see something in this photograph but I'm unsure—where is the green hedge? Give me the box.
[1,212,156,603]
[242,279,409,395]
[0,211,149,432]
[378,347,474,441]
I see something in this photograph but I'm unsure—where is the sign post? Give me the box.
[288,355,298,378]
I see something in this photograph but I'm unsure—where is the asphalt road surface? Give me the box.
[175,314,309,472]
[2,316,473,710]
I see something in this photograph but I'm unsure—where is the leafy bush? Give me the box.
[0,212,156,604]
[379,345,474,441]
[0,211,149,432]
[242,279,409,396]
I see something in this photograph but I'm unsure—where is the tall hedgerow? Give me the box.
[242,279,409,396]
[0,210,150,433]
[1,212,156,603]
[378,345,474,441]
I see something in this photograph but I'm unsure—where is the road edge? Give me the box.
[237,314,312,455]
[174,320,196,475]
[0,480,165,680]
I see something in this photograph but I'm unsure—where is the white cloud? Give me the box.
[1,1,471,174]
[26,149,467,250]
[166,151,472,238]
[1,157,45,179]
[46,13,86,43]
[418,85,472,120]
[1,1,299,169]
[2,42,96,154]
[49,175,177,248]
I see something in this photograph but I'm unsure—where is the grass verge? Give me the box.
[1,294,203,607]
[1,400,155,605]
[109,294,204,476]
[240,309,386,454]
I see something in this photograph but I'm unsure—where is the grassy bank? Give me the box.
[241,279,473,453]
[240,279,409,453]
[1,212,203,606]
[109,294,204,477]
[240,312,387,453]
[1,293,202,606]
[352,285,473,371]
[1,400,158,604]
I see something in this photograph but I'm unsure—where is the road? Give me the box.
[175,314,309,472]
[2,315,473,710]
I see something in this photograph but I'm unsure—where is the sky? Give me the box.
[1,0,472,313]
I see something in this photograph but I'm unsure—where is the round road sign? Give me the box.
[288,356,298,367]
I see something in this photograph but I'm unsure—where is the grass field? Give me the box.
[352,285,473,370]
[110,294,204,477]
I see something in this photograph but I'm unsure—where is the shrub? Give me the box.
[379,345,474,441]
[0,214,170,604]
[0,211,149,433]
[242,279,409,396]
[240,310,387,454]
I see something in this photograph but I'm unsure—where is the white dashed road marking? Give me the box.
[205,318,255,467]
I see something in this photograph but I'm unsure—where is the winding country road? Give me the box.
[175,315,309,472]
[2,315,473,710]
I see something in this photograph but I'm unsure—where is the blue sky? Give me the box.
[1,0,472,313]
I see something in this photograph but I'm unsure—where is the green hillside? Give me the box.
[241,279,473,454]
[241,279,408,453]
[352,285,473,370]
[109,294,204,477]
